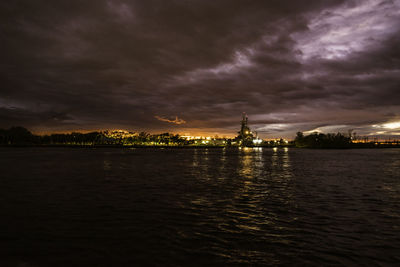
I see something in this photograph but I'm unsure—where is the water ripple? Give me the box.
[0,147,399,266]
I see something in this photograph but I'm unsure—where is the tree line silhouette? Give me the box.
[0,127,190,146]
[1,126,399,148]
[294,132,352,148]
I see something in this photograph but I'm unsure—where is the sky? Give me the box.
[1,0,400,138]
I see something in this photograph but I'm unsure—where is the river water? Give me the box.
[1,147,399,266]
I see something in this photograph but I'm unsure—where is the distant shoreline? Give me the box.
[1,144,399,149]
[2,127,400,149]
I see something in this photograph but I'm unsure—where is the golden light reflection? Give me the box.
[218,147,227,175]
[271,147,292,180]
[282,148,291,177]
[193,148,210,180]
[192,148,199,167]
[236,148,266,199]
[238,147,253,178]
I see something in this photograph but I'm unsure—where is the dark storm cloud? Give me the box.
[1,0,399,137]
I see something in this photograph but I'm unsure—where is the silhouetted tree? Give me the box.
[0,126,37,144]
[294,131,351,148]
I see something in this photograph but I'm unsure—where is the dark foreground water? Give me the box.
[1,147,400,266]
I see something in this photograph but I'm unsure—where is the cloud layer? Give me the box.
[1,0,400,137]
[155,116,186,125]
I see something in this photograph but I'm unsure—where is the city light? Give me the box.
[253,138,262,145]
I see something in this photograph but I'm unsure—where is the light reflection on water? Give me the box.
[1,147,400,266]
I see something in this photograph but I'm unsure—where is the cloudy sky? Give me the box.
[1,0,400,138]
